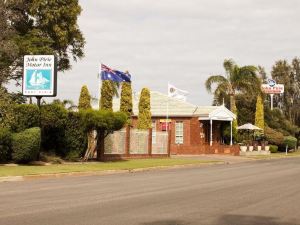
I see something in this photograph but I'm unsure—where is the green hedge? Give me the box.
[0,128,12,162]
[64,112,87,160]
[283,136,297,150]
[269,145,278,153]
[40,103,67,154]
[12,127,41,163]
[40,104,88,159]
[11,104,40,132]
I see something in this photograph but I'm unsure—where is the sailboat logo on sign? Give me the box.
[26,69,51,90]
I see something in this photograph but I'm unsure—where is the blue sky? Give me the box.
[9,0,300,105]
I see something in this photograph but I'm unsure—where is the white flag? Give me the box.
[168,83,189,101]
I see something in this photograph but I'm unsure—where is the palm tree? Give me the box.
[205,59,260,112]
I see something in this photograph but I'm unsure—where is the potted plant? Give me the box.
[249,145,254,152]
[240,141,247,152]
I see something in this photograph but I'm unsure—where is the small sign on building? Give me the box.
[22,55,57,97]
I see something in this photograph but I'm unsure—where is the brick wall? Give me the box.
[131,116,239,156]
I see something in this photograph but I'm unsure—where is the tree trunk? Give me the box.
[230,95,236,113]
[96,131,105,161]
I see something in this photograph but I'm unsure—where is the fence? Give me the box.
[103,126,170,159]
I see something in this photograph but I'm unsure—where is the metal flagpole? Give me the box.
[98,63,102,109]
[166,82,169,131]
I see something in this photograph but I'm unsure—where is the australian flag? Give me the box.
[101,64,131,82]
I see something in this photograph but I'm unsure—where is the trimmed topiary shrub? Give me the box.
[0,128,12,162]
[265,126,284,146]
[137,88,151,129]
[283,136,297,150]
[269,145,278,153]
[12,127,41,163]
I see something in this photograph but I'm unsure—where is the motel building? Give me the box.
[113,91,239,156]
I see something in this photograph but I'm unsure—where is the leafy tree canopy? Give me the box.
[0,0,85,86]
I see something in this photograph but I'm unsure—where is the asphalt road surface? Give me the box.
[1,158,300,225]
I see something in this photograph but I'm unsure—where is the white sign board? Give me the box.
[261,84,284,94]
[22,55,57,96]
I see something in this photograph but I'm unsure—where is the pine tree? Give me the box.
[78,85,91,110]
[255,94,264,130]
[231,98,238,140]
[120,82,133,118]
[100,80,114,110]
[137,88,151,129]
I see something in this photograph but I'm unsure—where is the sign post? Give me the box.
[261,79,284,110]
[22,55,57,107]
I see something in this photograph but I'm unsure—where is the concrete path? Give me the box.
[0,158,300,225]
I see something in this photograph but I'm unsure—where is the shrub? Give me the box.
[283,136,297,150]
[12,127,41,163]
[63,112,87,159]
[0,128,12,162]
[78,85,92,110]
[40,103,67,154]
[137,88,151,129]
[11,104,40,132]
[269,145,278,153]
[264,126,284,146]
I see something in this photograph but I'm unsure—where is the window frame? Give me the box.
[175,121,184,144]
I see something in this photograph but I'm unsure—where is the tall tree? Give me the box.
[257,65,267,82]
[0,1,19,87]
[137,88,151,129]
[0,0,85,86]
[120,82,133,119]
[271,60,293,121]
[205,59,260,112]
[291,58,300,126]
[78,85,91,110]
[100,80,114,110]
[255,94,264,130]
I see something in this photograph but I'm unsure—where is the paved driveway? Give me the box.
[0,158,300,225]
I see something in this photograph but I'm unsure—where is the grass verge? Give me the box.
[246,150,300,159]
[0,158,220,177]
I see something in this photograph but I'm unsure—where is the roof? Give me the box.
[112,91,236,120]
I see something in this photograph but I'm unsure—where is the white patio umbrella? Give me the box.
[237,123,262,130]
[237,123,262,141]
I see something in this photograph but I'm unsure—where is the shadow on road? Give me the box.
[216,214,299,225]
[142,220,190,225]
[141,215,299,225]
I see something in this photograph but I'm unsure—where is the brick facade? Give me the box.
[131,116,239,156]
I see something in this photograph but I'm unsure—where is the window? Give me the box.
[152,120,156,144]
[175,121,184,144]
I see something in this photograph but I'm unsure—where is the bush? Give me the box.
[264,126,284,146]
[63,112,87,159]
[269,145,278,153]
[12,127,41,163]
[283,136,297,150]
[0,128,12,162]
[11,104,40,132]
[40,103,67,154]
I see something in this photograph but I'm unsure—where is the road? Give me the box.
[1,158,300,225]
